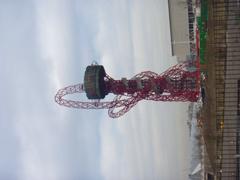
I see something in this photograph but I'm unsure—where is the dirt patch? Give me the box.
[200,0,219,174]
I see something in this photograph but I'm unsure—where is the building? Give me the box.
[168,0,196,62]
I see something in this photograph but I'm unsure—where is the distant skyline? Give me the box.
[0,0,190,179]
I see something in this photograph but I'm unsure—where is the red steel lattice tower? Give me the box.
[55,57,200,118]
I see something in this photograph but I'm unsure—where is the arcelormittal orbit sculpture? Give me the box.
[55,58,200,118]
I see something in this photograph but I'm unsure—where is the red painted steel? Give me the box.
[55,58,200,118]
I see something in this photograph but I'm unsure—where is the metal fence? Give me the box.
[213,0,240,179]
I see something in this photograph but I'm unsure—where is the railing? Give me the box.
[213,0,240,179]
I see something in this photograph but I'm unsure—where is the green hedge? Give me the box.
[197,0,208,64]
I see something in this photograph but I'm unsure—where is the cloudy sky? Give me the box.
[0,0,191,179]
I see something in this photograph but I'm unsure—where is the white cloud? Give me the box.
[0,0,102,179]
[96,0,190,179]
[0,0,190,179]
[100,103,190,180]
[34,0,75,89]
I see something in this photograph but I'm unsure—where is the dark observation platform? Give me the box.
[84,65,108,99]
